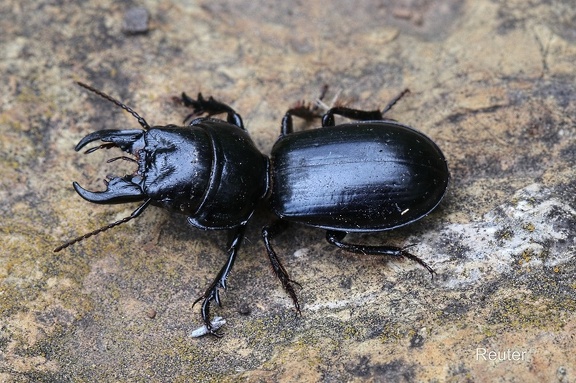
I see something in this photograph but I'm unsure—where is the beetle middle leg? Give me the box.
[179,92,244,129]
[193,223,247,336]
[325,230,435,277]
[262,220,302,313]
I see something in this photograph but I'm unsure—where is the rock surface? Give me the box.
[1,0,575,381]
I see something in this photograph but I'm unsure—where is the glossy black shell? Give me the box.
[169,120,269,230]
[269,121,449,232]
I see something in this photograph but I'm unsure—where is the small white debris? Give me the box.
[189,316,226,337]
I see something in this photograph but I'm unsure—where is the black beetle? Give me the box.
[56,83,449,336]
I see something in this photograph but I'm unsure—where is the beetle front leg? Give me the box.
[262,221,302,313]
[179,92,245,129]
[193,223,247,336]
[325,230,435,277]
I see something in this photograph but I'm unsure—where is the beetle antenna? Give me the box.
[76,82,151,130]
[54,199,151,252]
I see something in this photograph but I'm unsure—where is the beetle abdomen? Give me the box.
[270,122,449,231]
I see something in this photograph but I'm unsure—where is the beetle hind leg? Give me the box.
[325,230,435,277]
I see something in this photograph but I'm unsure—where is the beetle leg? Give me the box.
[280,112,295,136]
[193,223,246,336]
[322,107,383,127]
[179,92,244,129]
[325,230,435,278]
[280,86,337,135]
[321,89,411,126]
[280,108,319,136]
[280,99,324,136]
[262,221,302,314]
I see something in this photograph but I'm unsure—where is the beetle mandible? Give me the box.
[55,82,449,336]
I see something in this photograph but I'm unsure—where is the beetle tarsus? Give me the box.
[192,224,247,336]
[381,89,410,116]
[399,246,436,279]
[190,316,226,338]
[193,290,224,337]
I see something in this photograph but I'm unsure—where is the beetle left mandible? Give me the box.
[56,83,449,336]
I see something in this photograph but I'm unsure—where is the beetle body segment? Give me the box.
[182,119,269,229]
[270,122,448,231]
